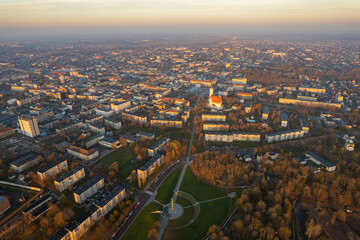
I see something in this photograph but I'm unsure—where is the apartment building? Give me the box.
[279,98,341,109]
[67,145,99,161]
[88,123,105,135]
[265,129,304,143]
[55,166,85,192]
[94,108,114,118]
[205,132,261,142]
[94,185,126,216]
[203,122,229,131]
[233,132,261,142]
[51,185,126,240]
[204,132,233,142]
[202,113,226,122]
[10,152,42,173]
[150,119,183,128]
[148,137,170,156]
[18,116,40,138]
[122,112,147,124]
[104,118,121,130]
[73,176,105,204]
[137,154,164,182]
[111,101,131,113]
[37,159,68,180]
[298,87,326,94]
[56,122,83,135]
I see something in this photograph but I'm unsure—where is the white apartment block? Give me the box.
[55,166,85,192]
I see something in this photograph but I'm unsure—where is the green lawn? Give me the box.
[167,197,194,229]
[155,166,183,204]
[179,169,226,201]
[95,146,136,179]
[162,169,231,240]
[164,198,230,240]
[122,202,162,240]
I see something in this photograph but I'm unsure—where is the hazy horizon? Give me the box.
[1,0,360,41]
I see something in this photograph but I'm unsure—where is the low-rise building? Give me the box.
[10,152,42,173]
[55,166,85,192]
[56,122,83,135]
[148,137,170,156]
[37,159,68,180]
[73,176,105,204]
[0,196,10,215]
[98,138,121,149]
[305,151,336,172]
[0,127,15,139]
[104,118,122,130]
[67,145,99,161]
[88,123,105,135]
[136,131,155,140]
[84,134,104,148]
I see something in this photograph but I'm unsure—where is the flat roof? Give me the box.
[11,152,39,168]
[37,159,67,174]
[149,137,170,151]
[55,166,84,183]
[74,176,104,195]
[139,154,162,171]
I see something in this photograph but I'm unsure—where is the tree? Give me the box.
[278,226,291,240]
[119,136,127,146]
[336,209,346,223]
[305,218,322,240]
[147,229,158,240]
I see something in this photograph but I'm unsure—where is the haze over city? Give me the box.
[0,1,359,240]
[1,0,360,39]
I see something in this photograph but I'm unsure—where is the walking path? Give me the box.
[157,104,198,240]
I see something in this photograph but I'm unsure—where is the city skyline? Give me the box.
[1,0,360,38]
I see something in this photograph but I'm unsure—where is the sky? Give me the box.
[0,0,360,39]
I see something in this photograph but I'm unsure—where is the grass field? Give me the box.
[95,145,136,179]
[167,197,194,229]
[179,169,226,201]
[122,202,162,240]
[155,166,183,204]
[163,169,231,240]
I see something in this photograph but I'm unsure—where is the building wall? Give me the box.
[18,117,40,138]
[55,167,85,192]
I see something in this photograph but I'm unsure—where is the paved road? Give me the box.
[156,103,198,240]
